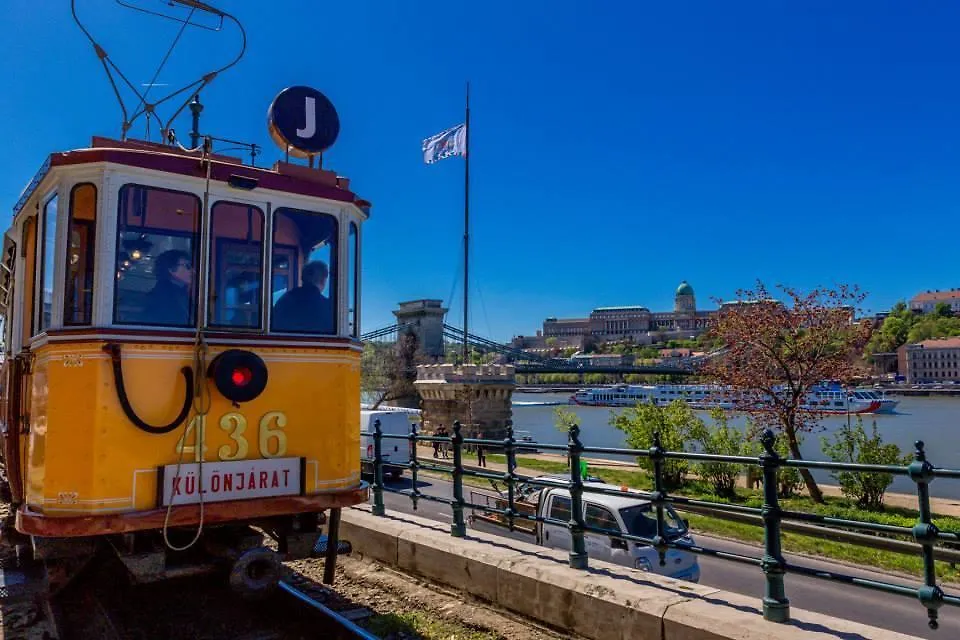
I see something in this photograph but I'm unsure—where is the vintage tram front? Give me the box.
[0,127,370,593]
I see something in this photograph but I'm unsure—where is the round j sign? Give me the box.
[267,86,340,158]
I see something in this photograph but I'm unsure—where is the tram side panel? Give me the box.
[21,340,361,523]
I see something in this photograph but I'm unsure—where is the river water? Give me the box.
[510,393,960,499]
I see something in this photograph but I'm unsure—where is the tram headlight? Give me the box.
[209,349,268,403]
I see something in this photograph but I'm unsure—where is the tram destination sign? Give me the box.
[159,457,303,506]
[267,85,339,158]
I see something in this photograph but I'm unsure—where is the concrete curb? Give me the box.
[340,505,922,640]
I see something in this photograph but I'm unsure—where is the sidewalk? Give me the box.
[414,444,960,518]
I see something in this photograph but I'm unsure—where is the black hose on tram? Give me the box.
[103,343,194,435]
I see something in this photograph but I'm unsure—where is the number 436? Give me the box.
[176,411,288,462]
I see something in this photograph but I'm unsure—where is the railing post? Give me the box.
[759,429,789,623]
[409,422,419,511]
[649,431,668,567]
[908,440,944,630]
[567,424,588,569]
[371,419,385,516]
[505,421,516,532]
[450,421,467,537]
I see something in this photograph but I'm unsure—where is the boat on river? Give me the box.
[569,381,898,414]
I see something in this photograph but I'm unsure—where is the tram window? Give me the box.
[114,184,200,327]
[348,221,358,338]
[209,202,264,329]
[21,217,37,341]
[38,194,58,333]
[270,208,338,335]
[64,184,97,326]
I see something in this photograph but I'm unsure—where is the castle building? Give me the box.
[513,281,716,350]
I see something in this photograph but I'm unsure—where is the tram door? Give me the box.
[0,233,24,504]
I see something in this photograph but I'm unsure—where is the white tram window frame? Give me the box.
[112,183,202,328]
[269,207,339,336]
[207,199,267,331]
[17,214,38,347]
[36,190,59,335]
[347,220,359,338]
[63,183,98,327]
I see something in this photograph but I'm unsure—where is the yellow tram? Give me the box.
[0,87,371,594]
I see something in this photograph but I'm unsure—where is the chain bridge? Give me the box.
[360,321,698,376]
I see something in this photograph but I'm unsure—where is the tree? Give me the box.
[934,302,954,318]
[864,301,918,359]
[703,282,872,503]
[907,315,960,343]
[821,418,906,510]
[361,330,421,409]
[611,400,698,489]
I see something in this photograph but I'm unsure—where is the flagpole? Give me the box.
[462,82,470,364]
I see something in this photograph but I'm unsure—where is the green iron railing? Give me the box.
[363,419,960,630]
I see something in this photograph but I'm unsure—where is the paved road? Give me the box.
[373,475,958,639]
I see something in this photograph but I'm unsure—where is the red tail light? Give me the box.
[208,350,268,403]
[231,367,253,387]
[366,445,374,458]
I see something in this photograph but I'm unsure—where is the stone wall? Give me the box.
[414,364,516,438]
[341,506,919,640]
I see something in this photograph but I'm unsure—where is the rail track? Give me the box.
[56,564,385,640]
[0,551,383,640]
[279,574,381,640]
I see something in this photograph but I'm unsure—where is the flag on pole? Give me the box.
[422,123,467,164]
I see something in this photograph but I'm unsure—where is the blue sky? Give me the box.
[1,1,958,341]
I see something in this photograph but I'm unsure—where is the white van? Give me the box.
[533,477,700,582]
[360,409,419,480]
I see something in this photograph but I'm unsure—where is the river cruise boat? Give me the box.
[570,382,898,414]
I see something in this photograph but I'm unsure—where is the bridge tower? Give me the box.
[393,299,448,359]
[415,364,516,439]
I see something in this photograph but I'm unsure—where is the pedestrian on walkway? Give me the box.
[476,431,487,468]
[433,424,444,458]
[437,424,450,459]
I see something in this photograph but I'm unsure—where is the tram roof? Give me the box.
[12,136,371,220]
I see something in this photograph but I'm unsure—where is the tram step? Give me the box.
[312,536,352,557]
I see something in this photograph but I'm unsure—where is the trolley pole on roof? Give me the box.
[189,94,203,148]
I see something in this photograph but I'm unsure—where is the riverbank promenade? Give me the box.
[414,444,960,517]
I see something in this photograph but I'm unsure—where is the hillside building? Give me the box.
[910,289,960,315]
[899,337,960,384]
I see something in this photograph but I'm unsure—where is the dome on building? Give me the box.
[676,281,694,297]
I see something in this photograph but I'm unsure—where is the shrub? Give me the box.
[688,409,750,497]
[773,433,806,498]
[821,418,906,511]
[740,429,805,498]
[611,400,697,489]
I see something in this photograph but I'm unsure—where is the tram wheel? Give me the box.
[228,546,281,601]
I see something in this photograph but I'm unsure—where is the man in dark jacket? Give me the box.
[272,260,334,333]
[144,249,193,326]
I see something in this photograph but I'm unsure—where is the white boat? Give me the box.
[569,384,735,409]
[806,383,899,415]
[569,382,898,415]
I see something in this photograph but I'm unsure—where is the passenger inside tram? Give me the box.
[144,249,194,326]
[269,207,337,335]
[271,260,333,333]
